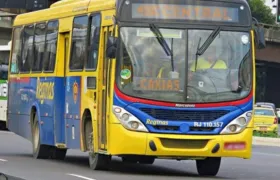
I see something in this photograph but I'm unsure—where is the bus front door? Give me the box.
[97,25,114,151]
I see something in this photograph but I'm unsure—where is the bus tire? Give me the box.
[50,147,67,160]
[32,114,51,159]
[89,153,111,170]
[196,157,221,176]
[85,120,111,170]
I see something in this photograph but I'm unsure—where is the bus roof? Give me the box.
[13,0,116,26]
[13,0,250,27]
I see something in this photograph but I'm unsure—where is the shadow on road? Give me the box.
[60,155,232,179]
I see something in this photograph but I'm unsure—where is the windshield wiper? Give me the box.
[194,26,221,71]
[149,24,175,71]
[232,50,250,93]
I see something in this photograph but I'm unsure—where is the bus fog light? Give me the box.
[246,112,252,117]
[112,105,148,132]
[229,124,237,132]
[220,111,252,134]
[237,117,246,126]
[121,113,129,121]
[130,121,139,129]
[114,107,122,113]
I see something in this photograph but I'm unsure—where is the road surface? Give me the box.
[0,130,279,180]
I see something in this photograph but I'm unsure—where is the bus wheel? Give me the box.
[50,147,67,160]
[138,157,155,164]
[196,157,221,176]
[85,120,111,170]
[32,114,51,159]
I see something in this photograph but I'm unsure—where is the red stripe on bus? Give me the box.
[9,77,30,83]
[114,84,252,108]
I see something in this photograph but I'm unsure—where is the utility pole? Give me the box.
[272,0,280,23]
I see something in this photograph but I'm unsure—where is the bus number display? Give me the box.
[194,122,224,128]
[131,3,239,22]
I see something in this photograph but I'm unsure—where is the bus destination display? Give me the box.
[131,3,239,22]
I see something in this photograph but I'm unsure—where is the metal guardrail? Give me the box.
[258,23,280,43]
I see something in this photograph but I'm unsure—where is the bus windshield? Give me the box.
[117,27,251,103]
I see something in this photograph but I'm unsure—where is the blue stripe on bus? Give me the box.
[7,76,81,149]
[113,92,253,135]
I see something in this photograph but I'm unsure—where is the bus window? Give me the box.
[33,23,46,72]
[20,24,34,73]
[70,16,88,70]
[0,51,9,65]
[10,27,22,74]
[86,14,101,70]
[43,20,58,72]
[0,65,8,80]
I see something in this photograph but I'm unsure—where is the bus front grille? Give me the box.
[140,108,229,121]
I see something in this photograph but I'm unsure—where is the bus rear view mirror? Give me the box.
[254,26,266,49]
[106,36,117,59]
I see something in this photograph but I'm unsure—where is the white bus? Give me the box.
[0,41,10,130]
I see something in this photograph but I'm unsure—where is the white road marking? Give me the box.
[0,159,7,162]
[253,152,280,157]
[66,174,96,180]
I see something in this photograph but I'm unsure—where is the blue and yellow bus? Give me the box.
[7,0,265,176]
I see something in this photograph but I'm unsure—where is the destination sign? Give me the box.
[131,4,239,22]
[118,0,251,25]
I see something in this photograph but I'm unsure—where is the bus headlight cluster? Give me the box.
[113,105,148,132]
[220,111,252,134]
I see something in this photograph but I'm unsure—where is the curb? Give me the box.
[253,136,280,147]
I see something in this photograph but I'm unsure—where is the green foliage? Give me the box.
[248,0,276,24]
[253,130,279,138]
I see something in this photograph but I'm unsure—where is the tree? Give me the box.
[248,0,276,24]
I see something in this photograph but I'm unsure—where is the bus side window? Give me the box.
[86,13,101,70]
[43,20,59,72]
[10,27,22,74]
[20,24,34,73]
[69,15,88,71]
[33,23,46,72]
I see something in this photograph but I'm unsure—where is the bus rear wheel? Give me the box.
[85,120,111,170]
[196,157,221,176]
[50,147,67,160]
[32,114,51,159]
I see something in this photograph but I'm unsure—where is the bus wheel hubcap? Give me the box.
[34,124,39,150]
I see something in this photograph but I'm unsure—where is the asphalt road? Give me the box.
[0,131,280,180]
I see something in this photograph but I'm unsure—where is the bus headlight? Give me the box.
[220,111,252,134]
[112,105,148,132]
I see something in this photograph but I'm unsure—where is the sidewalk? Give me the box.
[252,124,280,147]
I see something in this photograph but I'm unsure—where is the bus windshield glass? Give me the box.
[116,27,251,103]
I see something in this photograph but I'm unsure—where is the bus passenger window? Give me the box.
[43,20,58,72]
[86,14,101,70]
[33,23,46,72]
[20,24,34,73]
[10,27,22,74]
[70,16,88,70]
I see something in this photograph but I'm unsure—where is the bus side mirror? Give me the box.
[106,36,117,59]
[254,25,266,49]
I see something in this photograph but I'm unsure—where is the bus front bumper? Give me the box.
[109,124,253,159]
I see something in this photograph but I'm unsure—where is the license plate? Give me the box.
[260,126,267,131]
